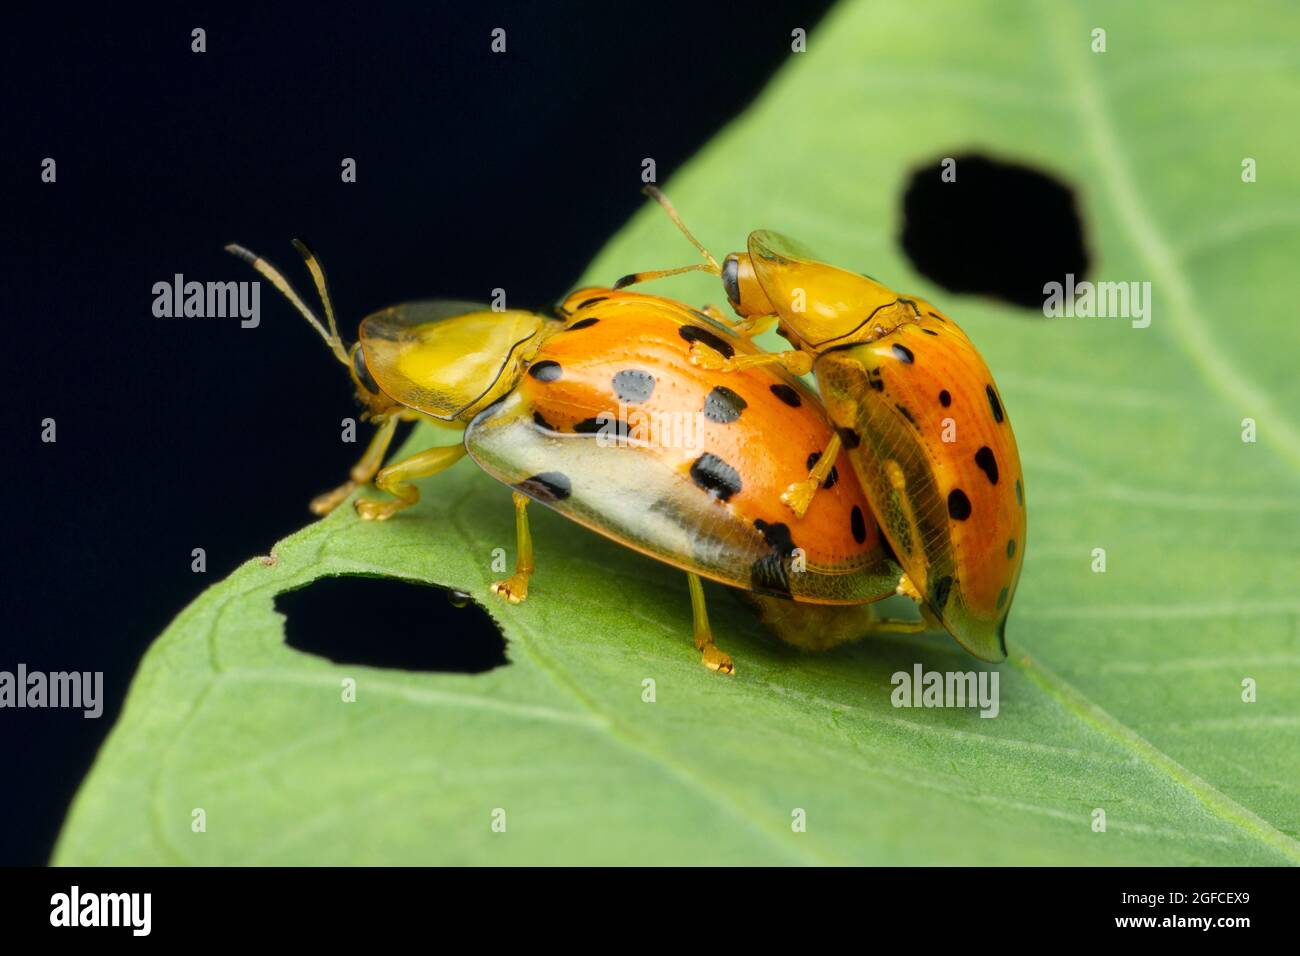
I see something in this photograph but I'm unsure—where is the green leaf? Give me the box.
[56,0,1300,864]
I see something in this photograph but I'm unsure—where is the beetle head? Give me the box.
[737,233,920,352]
[619,187,923,354]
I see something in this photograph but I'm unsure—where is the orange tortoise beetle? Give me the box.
[228,241,924,673]
[617,188,1026,662]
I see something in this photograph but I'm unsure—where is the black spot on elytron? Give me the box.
[753,518,797,556]
[532,411,556,431]
[515,471,572,502]
[566,316,600,330]
[1015,478,1023,506]
[690,453,742,502]
[612,368,655,403]
[352,347,381,394]
[577,296,608,310]
[1006,538,1016,559]
[895,403,917,428]
[751,519,797,598]
[850,505,867,544]
[770,383,802,407]
[947,488,972,521]
[678,324,736,359]
[573,416,629,440]
[276,576,506,674]
[751,556,791,598]
[877,525,900,565]
[892,343,915,364]
[900,153,1090,311]
[931,575,953,615]
[939,389,952,407]
[837,427,862,449]
[926,311,946,323]
[805,451,839,488]
[528,360,563,382]
[986,384,1004,423]
[974,445,999,485]
[703,385,748,424]
[996,586,1009,611]
[867,367,885,391]
[921,328,940,336]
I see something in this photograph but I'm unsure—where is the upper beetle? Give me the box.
[616,188,1025,662]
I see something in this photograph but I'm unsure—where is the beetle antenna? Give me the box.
[613,263,716,289]
[224,242,351,366]
[290,239,344,355]
[641,185,720,272]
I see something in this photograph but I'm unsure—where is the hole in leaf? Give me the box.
[899,153,1090,310]
[275,576,507,673]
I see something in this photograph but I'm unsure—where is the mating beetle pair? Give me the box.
[229,190,1023,670]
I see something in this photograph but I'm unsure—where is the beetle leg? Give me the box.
[491,492,535,604]
[746,592,929,650]
[354,443,468,521]
[919,603,944,630]
[698,305,778,339]
[893,574,944,630]
[864,616,928,634]
[729,312,779,338]
[687,572,734,674]
[780,432,843,519]
[688,343,812,377]
[310,415,401,515]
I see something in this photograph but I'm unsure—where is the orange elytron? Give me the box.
[619,188,1026,661]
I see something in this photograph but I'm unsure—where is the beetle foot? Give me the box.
[688,341,730,370]
[698,643,735,675]
[354,497,404,521]
[310,481,357,516]
[896,573,923,602]
[491,575,530,604]
[780,478,817,519]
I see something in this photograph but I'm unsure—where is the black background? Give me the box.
[1,2,834,866]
